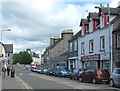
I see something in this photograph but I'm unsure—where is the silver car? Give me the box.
[109,68,120,87]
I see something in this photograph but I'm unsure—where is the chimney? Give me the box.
[118,1,120,8]
[107,4,109,8]
[100,4,102,8]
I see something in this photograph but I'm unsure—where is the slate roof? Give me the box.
[68,30,82,42]
[99,7,120,15]
[87,12,100,20]
[80,19,89,26]
[4,44,13,53]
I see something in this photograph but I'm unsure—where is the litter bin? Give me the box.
[11,69,15,78]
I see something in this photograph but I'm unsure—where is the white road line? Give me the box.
[16,75,34,91]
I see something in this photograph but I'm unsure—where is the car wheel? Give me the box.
[70,76,72,79]
[78,77,83,82]
[109,79,114,87]
[92,78,97,84]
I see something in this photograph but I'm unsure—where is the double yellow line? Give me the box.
[16,75,34,91]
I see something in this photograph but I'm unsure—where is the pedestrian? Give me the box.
[25,65,28,73]
[2,66,6,77]
[11,67,15,78]
[7,66,11,76]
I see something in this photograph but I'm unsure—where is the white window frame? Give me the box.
[100,36,105,51]
[101,15,104,28]
[89,40,94,53]
[81,42,85,54]
[70,42,73,52]
[74,41,77,51]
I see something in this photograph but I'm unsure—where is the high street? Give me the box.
[2,65,120,91]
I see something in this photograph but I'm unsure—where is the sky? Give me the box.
[0,0,119,55]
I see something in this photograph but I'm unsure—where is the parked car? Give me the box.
[40,68,48,74]
[46,68,55,76]
[109,68,120,87]
[55,68,70,77]
[31,66,38,72]
[78,68,110,84]
[69,68,87,80]
[37,67,43,73]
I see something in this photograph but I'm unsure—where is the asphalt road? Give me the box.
[14,65,120,90]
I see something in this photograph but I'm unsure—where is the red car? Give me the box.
[78,68,110,84]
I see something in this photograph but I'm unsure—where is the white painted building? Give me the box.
[78,6,119,73]
[0,42,6,65]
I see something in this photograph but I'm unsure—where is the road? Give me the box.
[2,65,120,91]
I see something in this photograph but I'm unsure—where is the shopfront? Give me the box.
[81,54,100,69]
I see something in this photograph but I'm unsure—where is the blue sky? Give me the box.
[0,0,119,54]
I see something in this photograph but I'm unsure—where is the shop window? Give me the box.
[89,39,94,53]
[100,36,105,51]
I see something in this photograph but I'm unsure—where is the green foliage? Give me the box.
[13,51,33,64]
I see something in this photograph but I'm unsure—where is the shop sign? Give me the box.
[81,54,100,61]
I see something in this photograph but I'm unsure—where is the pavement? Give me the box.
[1,73,24,90]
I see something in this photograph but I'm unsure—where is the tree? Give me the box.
[13,51,33,64]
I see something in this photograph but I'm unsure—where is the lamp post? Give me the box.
[95,4,112,73]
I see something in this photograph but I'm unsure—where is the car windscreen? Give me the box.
[115,68,120,74]
[98,69,109,74]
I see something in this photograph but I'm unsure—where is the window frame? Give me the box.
[100,36,105,51]
[70,42,73,52]
[74,40,77,52]
[89,39,94,53]
[81,42,85,54]
[116,32,120,48]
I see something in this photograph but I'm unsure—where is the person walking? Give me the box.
[7,66,10,76]
[11,67,15,78]
[2,66,6,77]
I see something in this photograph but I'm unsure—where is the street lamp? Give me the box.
[1,29,11,42]
[95,4,112,73]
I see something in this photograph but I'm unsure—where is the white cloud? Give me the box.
[1,0,118,54]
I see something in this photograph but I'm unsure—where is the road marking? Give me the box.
[16,75,34,91]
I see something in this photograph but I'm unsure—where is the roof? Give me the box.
[87,12,100,20]
[68,30,81,42]
[99,7,120,15]
[4,44,13,53]
[80,19,89,26]
[111,14,120,24]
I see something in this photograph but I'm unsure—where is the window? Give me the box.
[101,15,104,27]
[70,42,73,52]
[8,53,10,57]
[81,42,85,54]
[100,36,105,51]
[86,25,89,33]
[89,39,94,53]
[117,33,120,48]
[74,41,77,51]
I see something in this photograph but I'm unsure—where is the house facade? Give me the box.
[68,31,81,70]
[0,42,6,67]
[43,29,73,68]
[78,5,119,73]
[112,15,120,68]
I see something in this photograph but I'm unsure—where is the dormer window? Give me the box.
[101,15,104,28]
[84,24,89,34]
[96,20,100,29]
[86,25,89,33]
